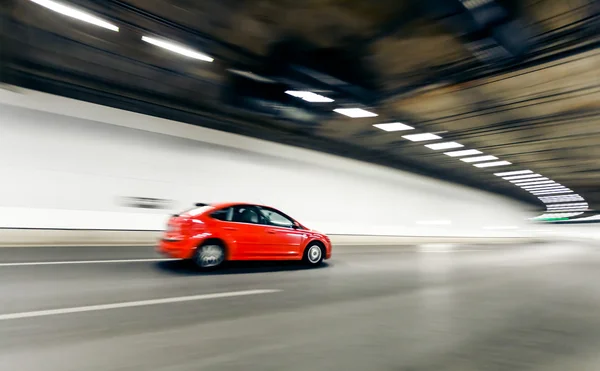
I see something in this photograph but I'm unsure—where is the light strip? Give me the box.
[511,179,552,185]
[530,189,571,194]
[532,190,574,195]
[547,207,588,212]
[526,184,567,189]
[541,198,584,204]
[444,149,483,157]
[425,142,463,150]
[520,184,563,190]
[285,91,334,103]
[548,204,588,209]
[494,170,533,176]
[333,108,378,118]
[474,161,511,168]
[523,186,568,191]
[512,177,550,184]
[30,0,119,31]
[547,203,588,208]
[373,122,414,132]
[402,133,442,142]
[532,189,573,195]
[142,36,214,62]
[503,174,543,180]
[540,196,585,203]
[461,155,498,163]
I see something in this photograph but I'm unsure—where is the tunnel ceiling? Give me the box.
[1,0,599,214]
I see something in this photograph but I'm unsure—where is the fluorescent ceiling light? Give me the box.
[532,190,574,195]
[425,142,464,150]
[444,149,482,157]
[30,0,119,31]
[285,91,333,103]
[511,178,551,185]
[547,206,588,212]
[503,174,543,180]
[540,195,584,203]
[402,133,442,142]
[526,186,569,192]
[521,183,564,189]
[530,189,571,195]
[461,155,498,163]
[527,187,570,192]
[141,36,214,62]
[333,108,378,118]
[520,183,561,189]
[474,161,511,168]
[521,185,565,191]
[532,189,572,194]
[540,199,584,204]
[494,170,534,176]
[228,69,276,83]
[547,203,588,209]
[373,122,414,132]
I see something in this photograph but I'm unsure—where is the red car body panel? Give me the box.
[158,202,332,261]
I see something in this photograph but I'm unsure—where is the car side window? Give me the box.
[231,206,261,225]
[210,207,233,221]
[259,207,295,228]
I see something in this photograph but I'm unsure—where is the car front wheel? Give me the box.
[303,243,324,266]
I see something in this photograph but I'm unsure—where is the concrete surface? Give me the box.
[1,242,600,370]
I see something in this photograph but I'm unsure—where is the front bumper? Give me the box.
[324,239,332,259]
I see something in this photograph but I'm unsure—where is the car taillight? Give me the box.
[166,217,197,236]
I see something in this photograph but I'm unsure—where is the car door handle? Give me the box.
[223,227,238,231]
[266,230,277,234]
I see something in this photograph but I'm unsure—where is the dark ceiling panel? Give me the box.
[2,0,599,214]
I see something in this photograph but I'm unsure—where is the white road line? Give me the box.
[0,289,281,321]
[0,258,177,266]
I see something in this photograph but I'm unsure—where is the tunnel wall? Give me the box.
[0,87,534,238]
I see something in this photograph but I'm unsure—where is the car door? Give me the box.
[214,205,265,259]
[257,206,306,258]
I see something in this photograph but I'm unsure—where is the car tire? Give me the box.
[303,243,324,266]
[192,242,226,270]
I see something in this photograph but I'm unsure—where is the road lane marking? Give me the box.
[0,289,281,321]
[0,258,178,266]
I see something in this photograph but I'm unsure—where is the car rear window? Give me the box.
[181,206,213,217]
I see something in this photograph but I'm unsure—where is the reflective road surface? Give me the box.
[1,242,600,370]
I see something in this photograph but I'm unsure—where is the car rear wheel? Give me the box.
[193,242,225,269]
[303,243,324,266]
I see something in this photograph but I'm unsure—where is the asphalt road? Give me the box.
[1,242,600,370]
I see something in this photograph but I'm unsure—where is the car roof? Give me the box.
[205,202,271,209]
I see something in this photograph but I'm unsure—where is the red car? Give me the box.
[158,202,332,269]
